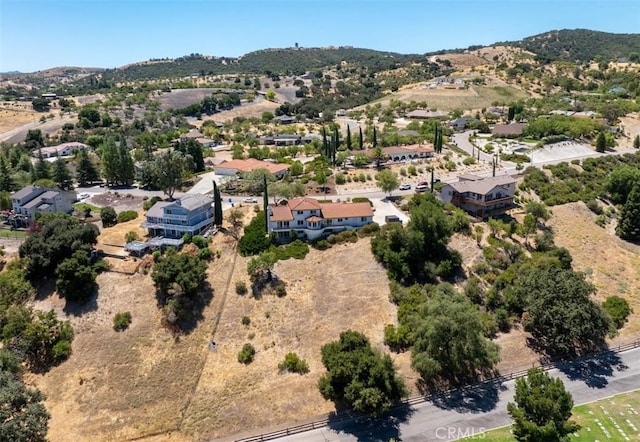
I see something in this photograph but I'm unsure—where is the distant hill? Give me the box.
[504,29,640,63]
[103,47,421,81]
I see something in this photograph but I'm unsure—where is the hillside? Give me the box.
[103,47,421,81]
[506,29,640,63]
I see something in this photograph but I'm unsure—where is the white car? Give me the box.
[78,193,90,200]
[415,183,429,192]
[243,197,258,203]
[399,184,411,191]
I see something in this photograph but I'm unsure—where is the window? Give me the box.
[337,218,343,222]
[166,209,172,214]
[297,220,303,226]
[361,217,367,222]
[297,210,303,215]
[283,221,289,227]
[327,219,332,225]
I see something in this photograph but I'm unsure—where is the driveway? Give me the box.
[371,198,409,225]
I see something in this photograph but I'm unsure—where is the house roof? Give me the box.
[214,159,290,175]
[492,123,527,136]
[180,129,204,139]
[38,142,89,156]
[12,185,39,200]
[174,194,213,211]
[382,145,435,156]
[274,115,297,122]
[289,197,321,211]
[448,175,516,195]
[145,201,172,218]
[306,216,324,222]
[320,202,373,219]
[397,130,420,137]
[270,205,294,222]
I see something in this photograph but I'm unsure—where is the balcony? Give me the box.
[452,194,514,207]
[142,217,213,233]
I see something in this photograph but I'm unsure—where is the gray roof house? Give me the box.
[437,174,516,218]
[141,194,215,239]
[11,185,76,223]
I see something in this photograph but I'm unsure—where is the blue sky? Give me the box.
[1,0,639,72]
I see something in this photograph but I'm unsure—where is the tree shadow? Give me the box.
[556,350,628,389]
[428,379,507,413]
[155,282,215,335]
[62,284,100,316]
[327,403,415,442]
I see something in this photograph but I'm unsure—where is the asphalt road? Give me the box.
[266,347,640,442]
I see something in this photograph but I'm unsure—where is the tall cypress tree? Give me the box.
[53,157,72,190]
[373,126,378,148]
[616,183,640,241]
[359,126,364,150]
[492,157,496,177]
[332,126,339,166]
[213,181,223,227]
[34,149,51,181]
[0,156,13,191]
[321,127,328,158]
[595,131,606,153]
[263,175,269,232]
[76,148,100,186]
[117,142,135,186]
[430,168,435,193]
[346,125,352,150]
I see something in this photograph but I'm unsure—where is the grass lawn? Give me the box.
[0,229,27,239]
[73,202,101,213]
[465,389,640,441]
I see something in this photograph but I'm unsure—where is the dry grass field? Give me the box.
[0,108,40,132]
[548,202,640,341]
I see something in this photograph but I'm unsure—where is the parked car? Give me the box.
[399,183,411,190]
[415,182,429,192]
[78,193,90,200]
[243,197,258,203]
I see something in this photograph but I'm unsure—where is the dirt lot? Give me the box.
[548,202,640,341]
[198,97,279,125]
[90,191,146,212]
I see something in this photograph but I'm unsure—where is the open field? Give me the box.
[548,202,640,340]
[371,83,529,112]
[0,108,40,132]
[464,389,640,441]
[199,97,279,124]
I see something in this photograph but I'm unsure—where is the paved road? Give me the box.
[267,347,640,442]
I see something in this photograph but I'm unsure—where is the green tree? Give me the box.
[213,181,223,226]
[0,156,13,191]
[24,129,44,149]
[33,150,50,181]
[151,249,207,298]
[315,170,328,199]
[375,169,400,196]
[359,126,364,150]
[411,292,500,383]
[525,201,550,224]
[117,142,135,186]
[100,206,117,227]
[634,134,640,149]
[154,149,186,199]
[517,265,612,355]
[507,368,579,442]
[265,90,276,101]
[346,125,352,150]
[228,208,244,240]
[616,183,640,241]
[290,161,303,176]
[238,211,270,256]
[52,158,72,190]
[55,250,96,303]
[604,166,640,205]
[318,330,406,415]
[595,131,606,153]
[521,213,537,246]
[0,371,50,442]
[261,111,274,123]
[175,139,205,173]
[371,146,386,168]
[603,295,631,329]
[101,139,119,186]
[75,149,100,186]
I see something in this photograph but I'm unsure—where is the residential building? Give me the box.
[141,194,214,239]
[406,110,448,119]
[213,158,290,178]
[177,128,217,147]
[450,117,470,131]
[268,197,374,242]
[11,185,76,223]
[365,145,434,162]
[492,123,527,138]
[33,142,90,158]
[259,134,317,146]
[437,174,516,218]
[273,115,297,124]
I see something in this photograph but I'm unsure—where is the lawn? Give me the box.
[0,229,27,239]
[464,389,640,441]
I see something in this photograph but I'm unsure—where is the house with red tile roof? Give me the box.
[213,158,290,178]
[268,197,374,241]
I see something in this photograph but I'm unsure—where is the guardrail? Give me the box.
[235,339,640,442]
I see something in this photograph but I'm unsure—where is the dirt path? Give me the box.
[0,113,77,144]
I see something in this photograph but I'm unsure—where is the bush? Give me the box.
[399,168,407,176]
[358,173,366,182]
[239,211,271,256]
[113,311,132,331]
[495,308,511,333]
[143,196,162,211]
[241,315,251,326]
[117,210,138,223]
[603,296,632,329]
[586,199,603,215]
[275,282,287,297]
[463,156,476,166]
[100,206,117,227]
[408,165,417,176]
[335,173,346,185]
[444,160,456,171]
[351,197,373,206]
[278,352,309,374]
[237,343,256,364]
[272,240,309,260]
[198,247,212,261]
[236,280,248,295]
[125,231,139,243]
[358,222,380,237]
[52,340,73,362]
[192,235,209,249]
[311,239,331,250]
[152,250,161,262]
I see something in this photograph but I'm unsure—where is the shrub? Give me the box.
[586,199,603,215]
[495,308,511,333]
[182,233,192,243]
[351,197,373,206]
[152,250,161,262]
[408,165,417,176]
[603,296,632,329]
[335,173,346,185]
[113,311,132,331]
[192,235,209,249]
[275,282,287,297]
[100,206,117,227]
[358,173,366,182]
[236,280,248,295]
[125,231,139,243]
[117,210,138,223]
[278,352,309,374]
[241,315,251,326]
[357,222,380,237]
[237,343,256,364]
[399,168,407,176]
[463,156,476,166]
[143,196,162,211]
[444,160,456,171]
[311,239,331,250]
[198,247,212,261]
[366,174,372,181]
[52,340,73,362]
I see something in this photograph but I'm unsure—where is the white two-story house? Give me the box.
[268,197,374,242]
[437,174,516,219]
[11,185,76,224]
[142,194,215,238]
